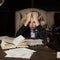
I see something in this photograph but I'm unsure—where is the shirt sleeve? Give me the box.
[16,25,28,37]
[36,25,46,39]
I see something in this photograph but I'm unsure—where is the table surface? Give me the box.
[0,45,60,60]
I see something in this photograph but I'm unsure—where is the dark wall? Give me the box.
[0,11,15,36]
[54,13,60,27]
[0,0,32,37]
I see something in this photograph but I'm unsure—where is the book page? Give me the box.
[12,35,25,46]
[0,35,28,49]
[1,40,16,49]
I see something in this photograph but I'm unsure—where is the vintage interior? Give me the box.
[0,0,60,60]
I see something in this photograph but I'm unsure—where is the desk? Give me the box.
[0,45,59,60]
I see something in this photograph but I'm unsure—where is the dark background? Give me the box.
[54,13,60,27]
[0,0,60,37]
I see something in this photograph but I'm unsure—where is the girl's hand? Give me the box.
[33,12,40,26]
[24,12,31,26]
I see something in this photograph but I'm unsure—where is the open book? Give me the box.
[1,35,28,49]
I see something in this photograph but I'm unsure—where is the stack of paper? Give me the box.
[26,39,44,46]
[4,48,36,59]
[1,35,28,49]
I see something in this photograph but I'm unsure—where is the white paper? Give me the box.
[0,36,14,43]
[1,35,28,49]
[5,48,36,59]
[26,39,44,46]
[13,35,25,45]
[57,51,60,58]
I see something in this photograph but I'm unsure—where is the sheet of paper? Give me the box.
[57,51,60,58]
[0,36,14,43]
[26,39,44,46]
[13,35,25,46]
[5,48,36,59]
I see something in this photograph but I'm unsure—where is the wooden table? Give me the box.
[0,45,60,60]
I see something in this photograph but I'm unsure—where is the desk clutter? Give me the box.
[0,35,43,59]
[0,35,44,49]
[0,35,28,49]
[4,48,36,59]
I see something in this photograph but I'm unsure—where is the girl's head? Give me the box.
[28,11,41,30]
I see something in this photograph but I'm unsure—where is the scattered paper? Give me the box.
[4,48,36,59]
